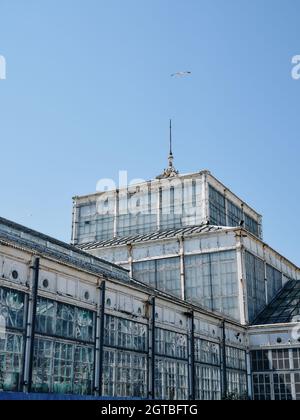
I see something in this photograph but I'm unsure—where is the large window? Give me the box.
[185,254,212,310]
[253,373,272,400]
[36,298,95,343]
[251,349,300,400]
[155,328,187,359]
[0,333,23,391]
[156,258,181,297]
[273,373,293,400]
[133,258,181,298]
[226,347,247,371]
[155,358,188,400]
[244,214,259,238]
[227,370,247,397]
[251,350,270,372]
[160,189,182,230]
[185,251,239,320]
[104,315,148,352]
[194,339,221,400]
[0,287,25,392]
[32,337,94,395]
[132,260,156,289]
[103,348,147,398]
[0,287,25,330]
[245,252,266,322]
[194,338,220,366]
[209,185,260,237]
[272,350,290,371]
[154,327,189,400]
[227,200,243,227]
[95,215,114,241]
[209,186,226,226]
[226,347,247,398]
[195,364,221,400]
[266,265,282,303]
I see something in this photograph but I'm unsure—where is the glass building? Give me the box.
[0,163,299,400]
[74,166,300,401]
[0,216,249,400]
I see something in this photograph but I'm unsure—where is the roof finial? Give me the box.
[168,119,173,167]
[156,119,179,179]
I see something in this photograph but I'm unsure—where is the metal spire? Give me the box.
[156,120,179,179]
[168,119,174,167]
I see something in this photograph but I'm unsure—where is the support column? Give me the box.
[221,320,227,399]
[148,296,156,400]
[95,280,106,397]
[157,187,162,230]
[246,351,253,400]
[23,256,40,393]
[179,236,186,301]
[188,311,195,400]
[236,231,248,325]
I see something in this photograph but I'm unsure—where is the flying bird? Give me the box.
[171,71,192,77]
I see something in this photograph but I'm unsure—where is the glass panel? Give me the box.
[133,261,156,288]
[185,251,239,320]
[245,252,266,322]
[104,315,148,352]
[227,369,247,398]
[194,338,220,366]
[251,350,270,372]
[255,279,299,325]
[226,347,247,371]
[227,200,243,227]
[155,358,188,400]
[103,348,147,398]
[195,364,221,400]
[209,186,226,226]
[155,328,188,359]
[36,298,95,342]
[133,258,181,298]
[32,337,94,395]
[0,288,25,330]
[156,258,181,298]
[0,333,23,391]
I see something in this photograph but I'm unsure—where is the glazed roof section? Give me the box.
[254,280,300,325]
[77,224,225,250]
[0,217,130,283]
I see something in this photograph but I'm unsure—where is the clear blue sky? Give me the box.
[0,0,299,266]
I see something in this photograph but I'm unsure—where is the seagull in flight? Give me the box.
[171,71,192,78]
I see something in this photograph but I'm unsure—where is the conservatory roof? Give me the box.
[77,224,225,250]
[254,280,300,325]
[0,216,130,283]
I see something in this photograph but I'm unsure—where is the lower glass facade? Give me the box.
[251,349,300,400]
[0,284,280,400]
